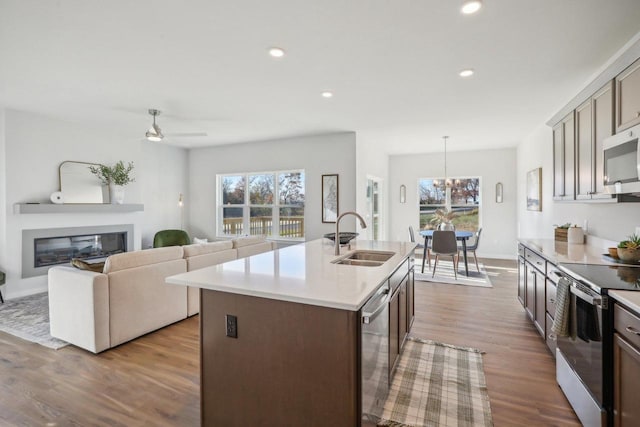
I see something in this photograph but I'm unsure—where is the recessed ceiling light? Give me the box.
[459,69,475,77]
[321,91,333,98]
[461,0,482,14]
[268,47,285,58]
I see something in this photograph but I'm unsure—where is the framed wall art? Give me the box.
[322,174,339,223]
[526,168,542,211]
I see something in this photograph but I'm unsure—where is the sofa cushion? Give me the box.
[104,246,184,273]
[237,242,275,259]
[232,236,266,249]
[183,240,233,258]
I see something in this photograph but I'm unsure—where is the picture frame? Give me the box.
[526,168,542,211]
[322,174,339,223]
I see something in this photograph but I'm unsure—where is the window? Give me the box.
[418,177,480,232]
[219,170,305,239]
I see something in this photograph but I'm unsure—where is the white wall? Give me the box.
[188,132,356,241]
[0,109,188,299]
[0,110,7,297]
[355,135,389,240]
[517,123,640,242]
[389,148,518,259]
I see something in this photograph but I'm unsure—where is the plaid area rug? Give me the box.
[379,337,493,427]
[0,292,68,349]
[414,260,492,288]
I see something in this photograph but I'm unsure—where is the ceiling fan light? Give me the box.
[461,0,482,14]
[145,109,164,141]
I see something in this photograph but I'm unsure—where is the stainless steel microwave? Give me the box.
[603,123,640,194]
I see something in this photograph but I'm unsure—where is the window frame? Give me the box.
[217,169,305,241]
[417,176,482,232]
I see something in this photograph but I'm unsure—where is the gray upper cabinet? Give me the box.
[576,99,592,199]
[553,112,575,201]
[592,81,615,198]
[553,123,564,199]
[616,57,640,132]
[576,81,615,200]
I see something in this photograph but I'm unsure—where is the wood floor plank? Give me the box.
[411,258,580,426]
[0,258,579,426]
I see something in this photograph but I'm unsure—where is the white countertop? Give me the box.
[610,290,640,314]
[518,238,618,265]
[166,239,417,311]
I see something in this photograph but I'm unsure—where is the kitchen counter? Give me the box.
[518,238,617,265]
[610,290,640,313]
[166,238,416,311]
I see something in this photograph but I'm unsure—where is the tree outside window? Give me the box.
[219,170,305,238]
[419,177,480,231]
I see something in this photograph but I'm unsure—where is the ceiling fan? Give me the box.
[145,109,208,142]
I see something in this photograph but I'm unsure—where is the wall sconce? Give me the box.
[495,183,503,203]
[400,185,406,203]
[178,193,185,229]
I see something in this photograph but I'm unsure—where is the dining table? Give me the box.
[419,230,474,276]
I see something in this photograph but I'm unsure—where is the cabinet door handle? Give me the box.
[549,298,556,304]
[625,326,640,336]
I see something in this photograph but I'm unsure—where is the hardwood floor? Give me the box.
[411,258,580,426]
[0,258,579,426]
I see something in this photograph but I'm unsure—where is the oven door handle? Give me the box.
[570,284,601,307]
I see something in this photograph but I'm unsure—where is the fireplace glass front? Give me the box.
[34,232,127,268]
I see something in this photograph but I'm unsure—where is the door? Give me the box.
[534,269,546,337]
[399,281,408,347]
[616,57,640,132]
[526,264,536,320]
[553,123,564,199]
[389,286,400,374]
[593,81,614,196]
[562,112,576,200]
[518,257,526,307]
[366,176,383,241]
[576,99,593,199]
[614,333,640,426]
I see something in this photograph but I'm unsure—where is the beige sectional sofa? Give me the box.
[48,236,276,353]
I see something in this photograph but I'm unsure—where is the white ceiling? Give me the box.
[1,0,640,154]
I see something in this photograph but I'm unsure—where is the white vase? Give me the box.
[439,221,455,231]
[109,185,125,205]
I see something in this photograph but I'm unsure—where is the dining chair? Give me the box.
[459,228,482,272]
[431,230,459,280]
[408,226,430,268]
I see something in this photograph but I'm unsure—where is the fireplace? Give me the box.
[22,224,134,278]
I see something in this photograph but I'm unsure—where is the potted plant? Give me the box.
[617,234,640,263]
[89,161,135,204]
[429,208,457,231]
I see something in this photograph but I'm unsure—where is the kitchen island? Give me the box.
[166,239,416,427]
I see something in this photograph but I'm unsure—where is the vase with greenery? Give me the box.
[617,234,640,263]
[429,208,457,231]
[89,161,135,204]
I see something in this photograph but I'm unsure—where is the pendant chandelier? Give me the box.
[433,136,452,188]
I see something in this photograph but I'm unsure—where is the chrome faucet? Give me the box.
[334,211,367,255]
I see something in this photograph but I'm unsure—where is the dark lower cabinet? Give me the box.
[526,266,536,320]
[518,257,526,306]
[613,333,640,426]
[399,281,408,346]
[533,269,546,337]
[389,286,400,372]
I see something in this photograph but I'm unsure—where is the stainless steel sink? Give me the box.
[332,250,395,267]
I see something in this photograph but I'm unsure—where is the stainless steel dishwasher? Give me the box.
[361,283,390,425]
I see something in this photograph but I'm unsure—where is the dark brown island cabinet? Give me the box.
[613,302,640,426]
[196,255,414,426]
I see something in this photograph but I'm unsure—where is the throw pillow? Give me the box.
[193,237,209,244]
[71,258,106,273]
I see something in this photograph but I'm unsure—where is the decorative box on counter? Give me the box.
[555,228,568,242]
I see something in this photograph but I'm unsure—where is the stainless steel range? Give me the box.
[556,263,640,427]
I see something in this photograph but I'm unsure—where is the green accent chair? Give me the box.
[153,230,190,248]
